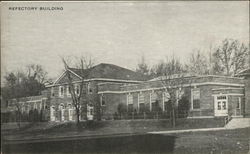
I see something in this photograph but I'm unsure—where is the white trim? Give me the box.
[52,71,66,86]
[67,69,83,79]
[98,82,125,86]
[59,86,64,98]
[187,116,214,119]
[48,78,143,87]
[197,75,244,80]
[214,95,228,116]
[100,94,106,106]
[212,88,244,91]
[75,84,80,96]
[66,85,71,97]
[127,93,133,105]
[98,82,244,94]
[191,89,193,110]
[212,93,244,96]
[149,93,152,111]
[137,93,140,113]
[162,93,165,112]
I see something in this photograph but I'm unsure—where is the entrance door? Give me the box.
[214,95,228,116]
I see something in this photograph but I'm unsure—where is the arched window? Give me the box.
[59,104,65,110]
[67,103,73,109]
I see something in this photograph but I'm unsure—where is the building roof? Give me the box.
[68,63,149,81]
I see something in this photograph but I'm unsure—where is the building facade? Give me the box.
[6,64,250,122]
[44,63,148,122]
[98,75,247,119]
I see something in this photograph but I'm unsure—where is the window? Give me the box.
[21,103,25,113]
[67,85,71,97]
[34,102,38,110]
[163,92,170,111]
[150,92,159,111]
[90,108,94,115]
[127,94,133,112]
[59,86,64,97]
[217,96,226,100]
[138,93,145,112]
[100,95,106,106]
[138,93,144,104]
[192,88,200,109]
[68,103,73,109]
[127,94,133,105]
[51,87,55,97]
[75,84,80,96]
[236,97,241,109]
[176,88,184,100]
[217,102,221,110]
[42,99,46,110]
[87,83,92,94]
[222,101,227,110]
[59,104,65,110]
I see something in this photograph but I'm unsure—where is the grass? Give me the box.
[2,127,249,154]
[173,127,250,154]
[2,118,225,141]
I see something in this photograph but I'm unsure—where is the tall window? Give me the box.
[127,94,133,112]
[59,86,64,97]
[51,87,55,97]
[162,92,170,111]
[67,85,71,97]
[87,83,92,94]
[100,95,106,106]
[75,84,80,96]
[34,102,38,110]
[192,88,200,109]
[236,97,241,109]
[138,93,145,112]
[150,92,159,111]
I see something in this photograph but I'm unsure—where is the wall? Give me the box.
[244,77,250,116]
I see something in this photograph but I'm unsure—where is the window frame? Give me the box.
[66,85,71,97]
[87,83,93,94]
[191,88,201,110]
[59,86,64,97]
[100,95,106,106]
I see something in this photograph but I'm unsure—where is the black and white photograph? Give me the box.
[1,1,250,153]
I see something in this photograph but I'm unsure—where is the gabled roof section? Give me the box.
[68,63,149,81]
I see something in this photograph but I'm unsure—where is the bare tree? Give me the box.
[157,56,191,127]
[136,55,150,75]
[26,64,48,84]
[151,56,185,77]
[213,39,249,76]
[14,98,22,130]
[160,74,188,127]
[62,56,94,125]
[187,50,210,75]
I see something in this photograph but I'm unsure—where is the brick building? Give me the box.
[44,63,148,121]
[99,75,248,119]
[6,64,250,122]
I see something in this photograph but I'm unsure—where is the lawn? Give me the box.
[2,127,249,154]
[2,118,225,141]
[173,127,250,154]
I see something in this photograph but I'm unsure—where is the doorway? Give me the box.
[214,95,228,116]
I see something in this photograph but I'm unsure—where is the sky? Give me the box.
[1,1,249,82]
